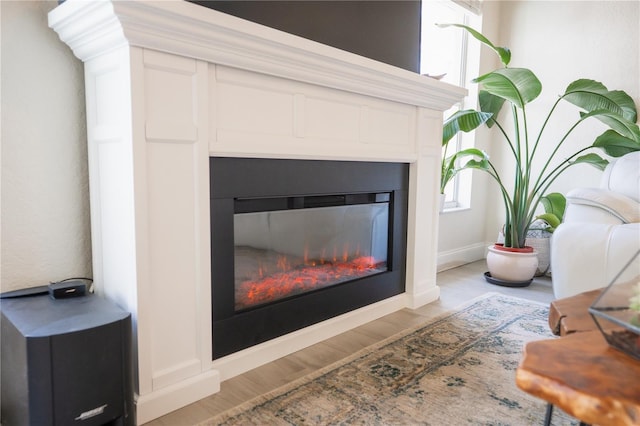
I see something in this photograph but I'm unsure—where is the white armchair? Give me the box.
[551,151,640,299]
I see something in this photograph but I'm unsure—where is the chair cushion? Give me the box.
[600,151,640,203]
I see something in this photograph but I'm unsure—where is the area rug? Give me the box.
[202,293,578,425]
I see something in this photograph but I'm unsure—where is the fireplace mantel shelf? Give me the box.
[49,0,464,111]
[49,1,465,423]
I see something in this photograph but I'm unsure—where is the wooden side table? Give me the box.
[516,330,640,426]
[548,289,602,336]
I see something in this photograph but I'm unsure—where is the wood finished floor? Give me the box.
[144,260,555,425]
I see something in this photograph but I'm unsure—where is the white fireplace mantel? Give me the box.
[49,1,465,423]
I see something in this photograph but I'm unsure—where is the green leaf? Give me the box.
[473,68,542,108]
[455,148,490,171]
[441,148,489,192]
[607,90,638,123]
[580,110,640,142]
[436,23,511,67]
[478,91,506,128]
[563,79,638,122]
[443,110,493,145]
[444,148,490,170]
[570,153,609,171]
[540,192,566,219]
[593,129,640,157]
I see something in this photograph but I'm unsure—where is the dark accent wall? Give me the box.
[190,1,421,72]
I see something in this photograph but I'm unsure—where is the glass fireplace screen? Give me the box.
[233,194,390,311]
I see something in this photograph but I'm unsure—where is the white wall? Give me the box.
[438,0,640,269]
[1,0,90,292]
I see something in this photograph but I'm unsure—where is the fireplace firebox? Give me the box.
[210,158,408,359]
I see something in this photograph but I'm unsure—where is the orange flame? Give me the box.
[236,254,386,311]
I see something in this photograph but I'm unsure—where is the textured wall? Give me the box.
[1,0,91,291]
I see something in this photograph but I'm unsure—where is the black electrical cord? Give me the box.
[54,277,94,293]
[0,277,94,299]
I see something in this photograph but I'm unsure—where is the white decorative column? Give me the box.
[405,107,449,308]
[49,1,465,423]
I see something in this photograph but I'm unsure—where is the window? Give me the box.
[420,0,482,209]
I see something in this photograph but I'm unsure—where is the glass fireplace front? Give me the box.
[234,194,390,311]
[210,157,408,359]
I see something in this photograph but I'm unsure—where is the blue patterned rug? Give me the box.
[203,294,577,425]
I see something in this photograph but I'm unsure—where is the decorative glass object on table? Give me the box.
[589,249,640,360]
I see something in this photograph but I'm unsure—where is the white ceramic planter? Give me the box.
[486,244,539,282]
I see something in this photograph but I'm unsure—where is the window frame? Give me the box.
[420,0,483,211]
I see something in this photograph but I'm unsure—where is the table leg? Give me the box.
[544,403,554,426]
[543,403,591,426]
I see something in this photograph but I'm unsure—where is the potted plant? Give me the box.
[440,24,640,284]
[521,192,566,276]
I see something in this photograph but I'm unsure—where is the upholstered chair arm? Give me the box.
[551,222,640,298]
[564,187,640,225]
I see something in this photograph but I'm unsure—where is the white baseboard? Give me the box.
[404,285,440,309]
[437,243,487,272]
[135,370,220,425]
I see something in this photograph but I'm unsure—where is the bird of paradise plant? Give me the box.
[440,24,640,249]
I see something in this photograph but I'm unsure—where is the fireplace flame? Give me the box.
[235,255,386,311]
